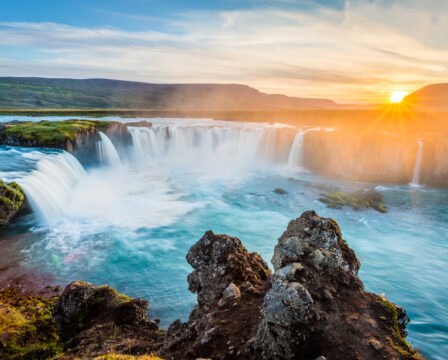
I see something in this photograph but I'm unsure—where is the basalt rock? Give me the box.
[52,281,161,358]
[254,211,420,360]
[161,231,271,359]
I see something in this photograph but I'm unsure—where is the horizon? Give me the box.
[1,0,448,104]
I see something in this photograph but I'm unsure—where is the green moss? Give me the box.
[0,180,25,227]
[0,288,63,360]
[379,297,426,359]
[1,119,113,149]
[319,189,388,213]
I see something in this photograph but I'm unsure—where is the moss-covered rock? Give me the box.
[0,288,62,360]
[319,189,388,213]
[0,180,25,229]
[0,120,110,149]
[378,296,425,359]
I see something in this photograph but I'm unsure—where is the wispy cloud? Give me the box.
[0,0,447,103]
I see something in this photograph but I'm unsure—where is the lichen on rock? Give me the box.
[255,210,422,360]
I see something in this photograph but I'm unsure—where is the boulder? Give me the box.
[255,211,418,360]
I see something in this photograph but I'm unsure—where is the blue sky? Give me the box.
[0,0,447,103]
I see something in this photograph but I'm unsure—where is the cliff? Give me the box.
[302,129,448,187]
[0,211,423,360]
[0,120,132,164]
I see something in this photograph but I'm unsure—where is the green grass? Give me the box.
[1,120,112,148]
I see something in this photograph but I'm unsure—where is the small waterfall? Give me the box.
[288,131,306,168]
[97,132,121,166]
[410,140,424,186]
[19,152,86,225]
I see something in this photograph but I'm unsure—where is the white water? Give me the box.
[410,140,424,187]
[20,152,86,225]
[19,121,294,230]
[288,130,305,168]
[97,132,121,166]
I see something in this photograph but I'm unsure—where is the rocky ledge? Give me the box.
[0,120,131,162]
[0,211,424,359]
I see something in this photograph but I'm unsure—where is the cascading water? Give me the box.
[288,131,306,168]
[19,151,86,225]
[128,125,280,167]
[410,140,424,187]
[97,132,121,166]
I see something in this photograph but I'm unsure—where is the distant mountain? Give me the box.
[0,77,352,110]
[404,83,448,111]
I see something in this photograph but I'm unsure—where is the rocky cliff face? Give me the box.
[3,212,423,360]
[303,129,448,186]
[0,120,132,165]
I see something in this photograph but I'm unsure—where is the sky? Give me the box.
[0,0,447,104]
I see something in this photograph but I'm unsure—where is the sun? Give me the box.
[389,91,408,104]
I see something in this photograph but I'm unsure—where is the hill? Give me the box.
[0,77,350,110]
[404,83,448,111]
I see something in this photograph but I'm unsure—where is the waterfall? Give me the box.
[97,132,121,166]
[410,140,424,186]
[288,131,305,168]
[19,151,86,225]
[128,125,279,164]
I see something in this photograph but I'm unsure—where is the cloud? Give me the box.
[0,0,447,103]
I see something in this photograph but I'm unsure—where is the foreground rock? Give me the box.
[52,281,162,359]
[254,211,417,359]
[0,179,25,229]
[161,231,271,359]
[0,212,424,359]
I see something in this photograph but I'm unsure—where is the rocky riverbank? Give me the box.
[0,211,424,360]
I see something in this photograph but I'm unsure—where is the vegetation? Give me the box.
[319,189,388,213]
[0,288,62,360]
[0,120,111,149]
[378,297,426,359]
[0,180,25,228]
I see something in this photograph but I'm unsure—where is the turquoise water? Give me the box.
[0,117,447,359]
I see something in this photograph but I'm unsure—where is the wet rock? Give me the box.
[319,189,388,213]
[274,188,288,195]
